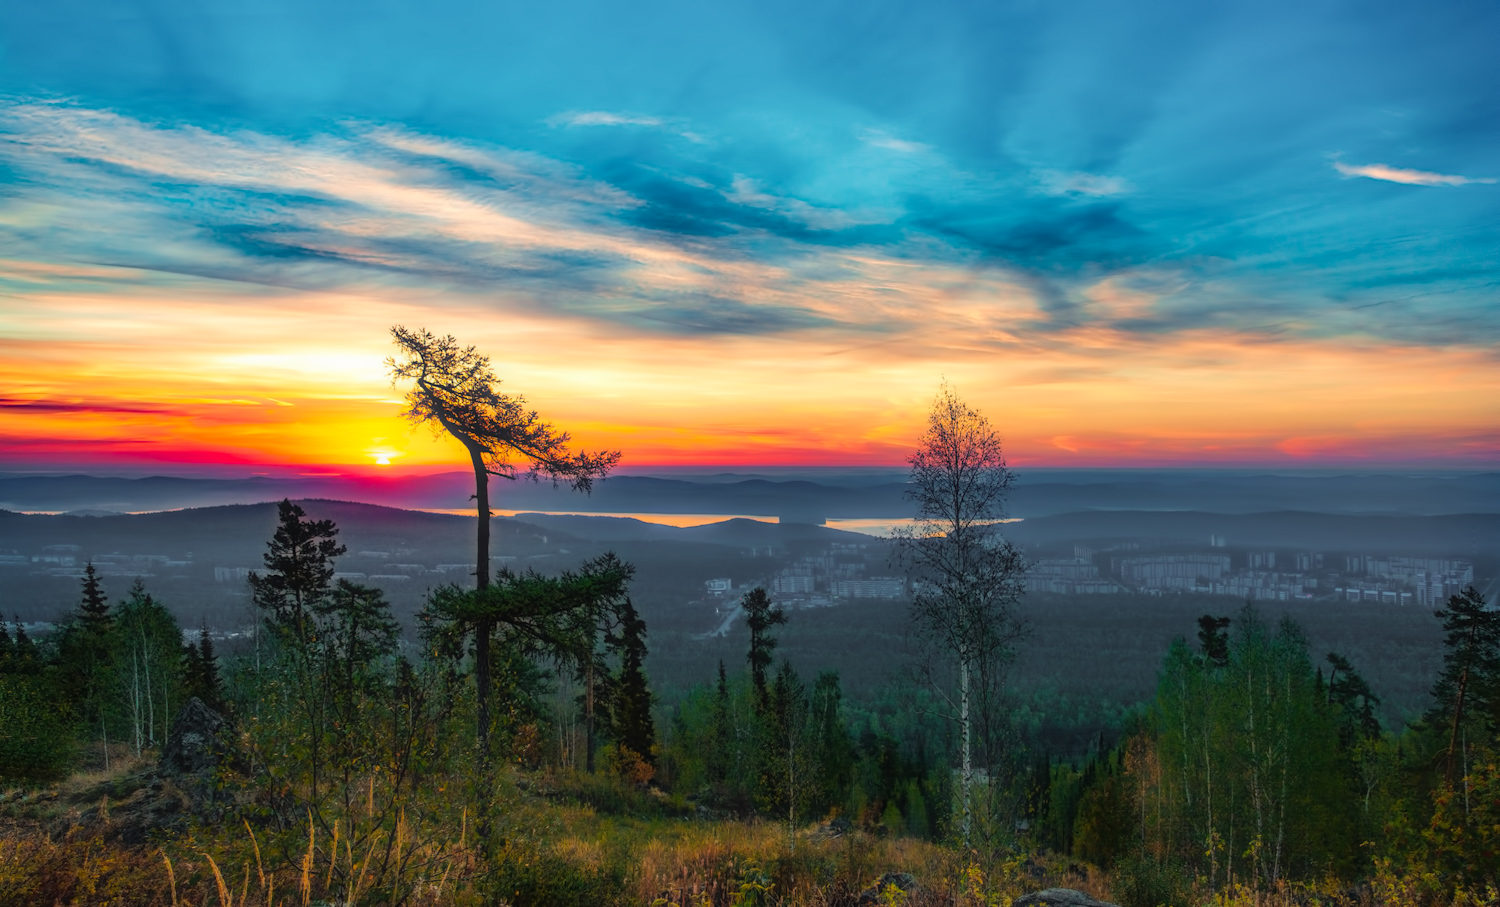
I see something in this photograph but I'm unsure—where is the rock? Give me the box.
[810,816,853,840]
[1011,889,1119,907]
[159,697,233,778]
[857,872,917,905]
[158,697,242,815]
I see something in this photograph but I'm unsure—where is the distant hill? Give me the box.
[3,471,1498,518]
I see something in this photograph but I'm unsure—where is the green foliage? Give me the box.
[53,564,116,729]
[489,849,627,907]
[182,623,225,713]
[109,580,186,755]
[742,587,785,707]
[0,672,75,781]
[1155,607,1356,885]
[1110,855,1194,907]
[420,551,635,770]
[607,596,656,770]
[248,498,346,645]
[1424,586,1500,783]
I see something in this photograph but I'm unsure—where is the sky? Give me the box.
[0,0,1497,474]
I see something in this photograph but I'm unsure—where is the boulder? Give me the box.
[1012,889,1119,907]
[857,872,917,905]
[159,697,233,778]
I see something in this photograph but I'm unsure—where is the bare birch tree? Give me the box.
[894,383,1026,850]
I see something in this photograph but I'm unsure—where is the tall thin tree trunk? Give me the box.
[475,619,493,762]
[584,659,596,774]
[1445,666,1469,787]
[960,656,972,851]
[471,447,491,591]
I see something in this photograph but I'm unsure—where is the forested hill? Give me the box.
[4,470,1499,517]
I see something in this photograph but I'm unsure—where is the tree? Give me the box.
[1197,615,1232,668]
[183,623,225,713]
[388,326,619,592]
[760,661,815,848]
[1424,586,1500,786]
[248,499,346,647]
[894,383,1026,849]
[56,564,117,735]
[1324,652,1380,745]
[111,581,185,755]
[607,597,655,769]
[742,587,786,709]
[420,552,634,768]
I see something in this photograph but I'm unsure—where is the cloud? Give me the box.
[551,111,666,128]
[1333,161,1495,187]
[861,130,929,154]
[0,397,170,415]
[1037,171,1129,197]
[724,177,888,232]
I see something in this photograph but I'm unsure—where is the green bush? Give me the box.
[1111,857,1194,907]
[488,851,627,907]
[0,674,75,783]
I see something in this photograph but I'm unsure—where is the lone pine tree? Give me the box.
[742,587,786,710]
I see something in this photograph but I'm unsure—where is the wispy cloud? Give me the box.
[861,130,929,154]
[551,111,667,128]
[1333,161,1495,187]
[1037,171,1129,197]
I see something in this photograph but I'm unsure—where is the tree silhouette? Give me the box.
[742,587,786,709]
[388,326,619,591]
[183,623,225,713]
[248,499,346,647]
[608,596,655,768]
[1197,614,1232,668]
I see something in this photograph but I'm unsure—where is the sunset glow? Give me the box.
[2,2,1497,473]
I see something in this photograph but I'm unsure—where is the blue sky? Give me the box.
[0,0,1496,469]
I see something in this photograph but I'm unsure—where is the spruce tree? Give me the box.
[249,499,346,647]
[1325,651,1380,744]
[742,587,786,709]
[608,597,655,766]
[79,562,112,632]
[708,660,731,785]
[57,565,116,727]
[0,621,12,667]
[183,624,225,713]
[1197,614,1231,667]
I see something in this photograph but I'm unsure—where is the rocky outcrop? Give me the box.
[159,697,234,778]
[1012,889,1120,907]
[157,696,244,816]
[857,872,918,905]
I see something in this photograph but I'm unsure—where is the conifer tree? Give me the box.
[1325,651,1380,744]
[708,660,731,785]
[742,587,785,709]
[1424,586,1500,785]
[0,621,12,666]
[249,499,346,647]
[1197,614,1231,667]
[183,624,225,712]
[11,616,38,668]
[608,597,655,766]
[57,564,116,728]
[79,562,111,633]
[809,670,854,812]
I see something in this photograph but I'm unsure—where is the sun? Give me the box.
[365,442,404,467]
